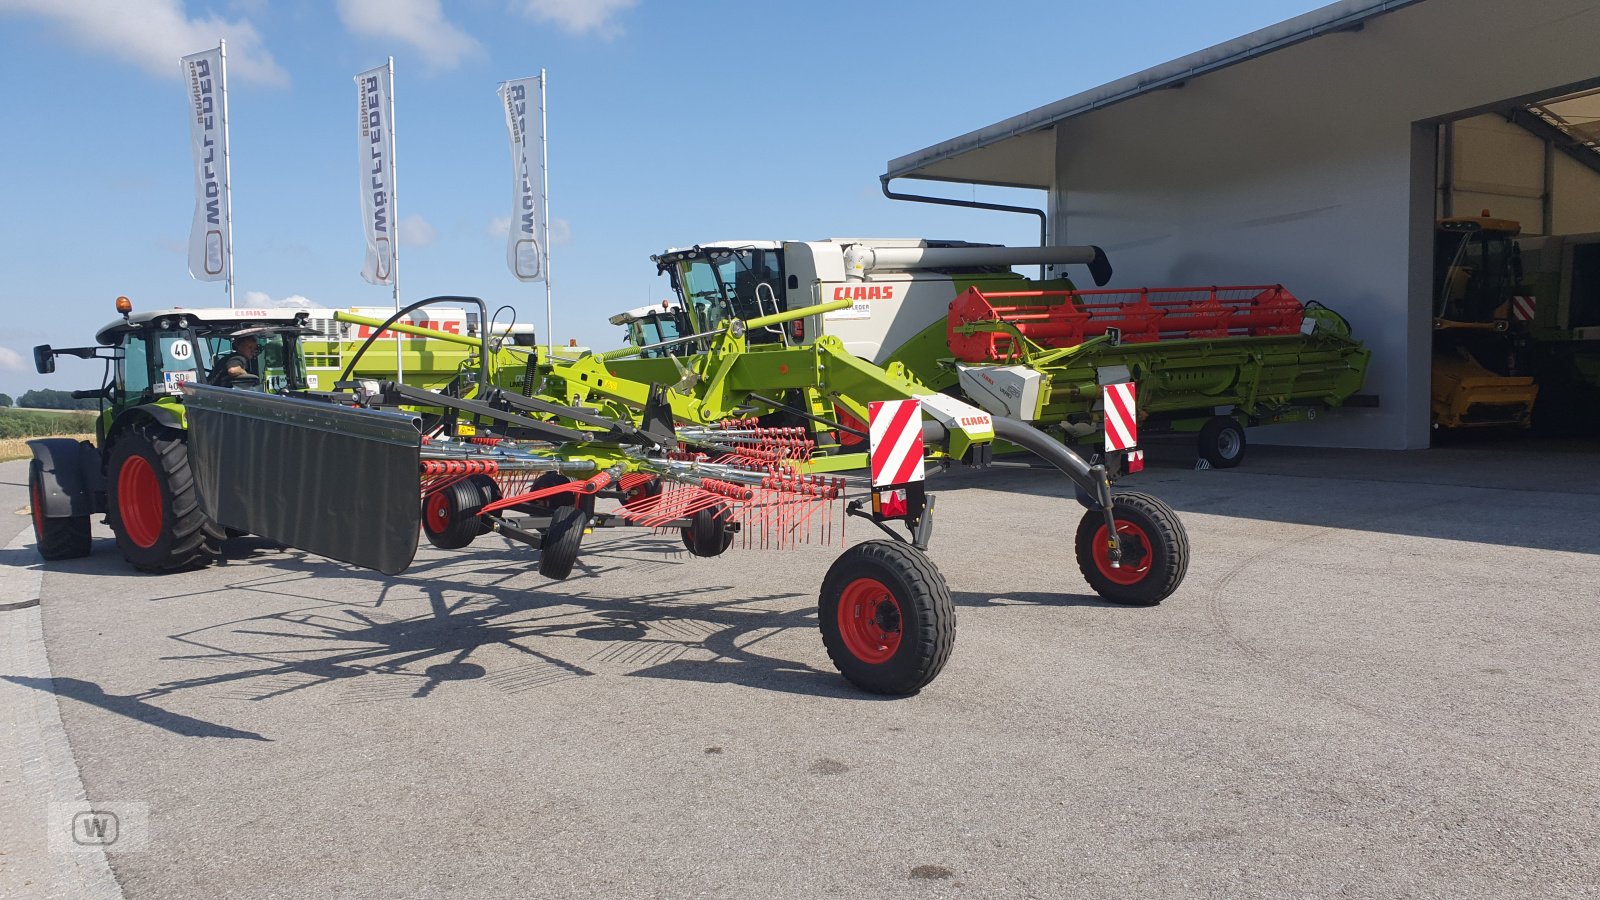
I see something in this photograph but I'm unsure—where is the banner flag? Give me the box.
[356,65,396,285]
[183,47,230,282]
[499,76,546,282]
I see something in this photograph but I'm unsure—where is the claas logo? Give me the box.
[354,318,463,339]
[832,285,896,301]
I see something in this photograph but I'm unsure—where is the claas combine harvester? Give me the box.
[29,291,1192,696]
[622,239,1371,468]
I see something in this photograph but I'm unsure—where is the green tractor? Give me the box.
[27,298,318,571]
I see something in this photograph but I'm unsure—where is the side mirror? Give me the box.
[33,345,55,375]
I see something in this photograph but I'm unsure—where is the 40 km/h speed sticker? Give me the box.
[170,341,192,360]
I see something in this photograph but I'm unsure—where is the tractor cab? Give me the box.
[88,305,317,402]
[1434,213,1525,327]
[650,242,789,350]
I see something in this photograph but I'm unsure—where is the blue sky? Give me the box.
[0,0,1326,397]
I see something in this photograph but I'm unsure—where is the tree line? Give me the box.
[0,389,100,410]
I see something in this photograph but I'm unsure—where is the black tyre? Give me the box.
[1197,416,1246,468]
[106,422,220,572]
[818,540,955,695]
[28,458,90,560]
[421,479,486,550]
[538,505,589,580]
[681,504,734,557]
[527,471,574,512]
[468,474,502,536]
[1074,491,1189,606]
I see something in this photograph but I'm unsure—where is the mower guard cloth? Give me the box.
[183,384,423,575]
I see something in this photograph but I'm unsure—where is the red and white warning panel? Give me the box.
[1103,381,1138,452]
[1512,295,1537,322]
[869,399,926,487]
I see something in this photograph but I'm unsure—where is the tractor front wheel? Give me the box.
[28,459,90,560]
[106,423,220,572]
[818,540,955,695]
[1074,491,1189,606]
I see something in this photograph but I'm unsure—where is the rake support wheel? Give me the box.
[1074,491,1189,606]
[422,478,487,550]
[538,505,589,580]
[681,504,734,558]
[818,540,955,695]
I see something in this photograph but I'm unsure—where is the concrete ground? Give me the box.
[1,440,1598,899]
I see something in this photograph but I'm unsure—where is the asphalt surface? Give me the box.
[2,441,1598,899]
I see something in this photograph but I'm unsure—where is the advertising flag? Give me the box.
[356,64,396,285]
[183,47,230,282]
[499,76,546,282]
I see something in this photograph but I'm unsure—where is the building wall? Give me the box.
[1046,0,1600,449]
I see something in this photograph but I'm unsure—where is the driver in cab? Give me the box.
[209,334,260,388]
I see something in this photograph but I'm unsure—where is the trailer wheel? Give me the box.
[28,459,91,560]
[818,540,955,695]
[1074,491,1189,606]
[422,479,485,550]
[527,471,573,512]
[106,422,219,572]
[681,504,734,557]
[1197,416,1247,468]
[538,504,589,580]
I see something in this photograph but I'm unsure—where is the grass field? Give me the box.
[0,408,97,461]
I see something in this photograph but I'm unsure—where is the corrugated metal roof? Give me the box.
[885,0,1425,183]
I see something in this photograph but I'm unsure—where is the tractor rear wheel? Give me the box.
[681,504,734,557]
[1074,491,1189,606]
[422,479,487,550]
[1197,416,1246,468]
[28,459,90,560]
[538,505,589,580]
[818,540,955,695]
[106,422,220,572]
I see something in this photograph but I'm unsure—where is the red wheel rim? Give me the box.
[30,476,46,538]
[423,490,451,534]
[837,577,903,664]
[117,455,163,549]
[1092,519,1153,585]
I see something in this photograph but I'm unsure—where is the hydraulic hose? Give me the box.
[920,415,1098,492]
[336,296,493,388]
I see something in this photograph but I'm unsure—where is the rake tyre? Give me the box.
[818,540,955,696]
[1074,491,1189,606]
[538,505,589,580]
[106,422,220,572]
[29,458,91,561]
[422,479,486,550]
[681,504,734,558]
[468,474,502,536]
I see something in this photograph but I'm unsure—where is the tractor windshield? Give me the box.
[665,248,786,340]
[196,330,310,392]
[1435,229,1519,322]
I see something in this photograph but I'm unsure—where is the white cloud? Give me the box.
[337,0,479,70]
[399,214,436,247]
[0,346,28,374]
[486,215,570,246]
[517,0,636,37]
[242,291,315,309]
[0,0,287,85]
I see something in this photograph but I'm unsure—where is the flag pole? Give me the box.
[219,39,236,308]
[540,69,552,358]
[387,56,403,382]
